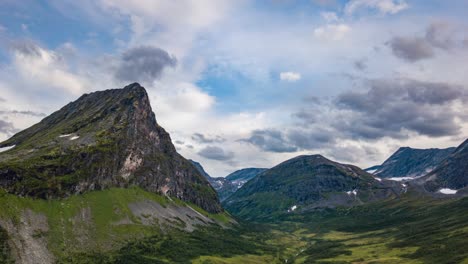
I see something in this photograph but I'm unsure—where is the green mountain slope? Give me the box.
[224,155,403,220]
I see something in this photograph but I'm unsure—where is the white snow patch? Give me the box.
[439,188,457,195]
[346,189,358,196]
[59,134,72,138]
[388,177,414,182]
[288,205,298,213]
[367,169,377,173]
[0,145,15,153]
[374,177,382,182]
[402,183,407,187]
[70,136,80,140]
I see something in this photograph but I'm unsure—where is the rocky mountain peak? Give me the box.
[0,84,222,213]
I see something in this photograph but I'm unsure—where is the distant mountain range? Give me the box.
[190,160,266,201]
[366,147,455,179]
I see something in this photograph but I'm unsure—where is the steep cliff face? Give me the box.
[0,83,222,213]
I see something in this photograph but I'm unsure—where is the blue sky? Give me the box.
[0,0,467,176]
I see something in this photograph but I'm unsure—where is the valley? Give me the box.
[0,84,466,264]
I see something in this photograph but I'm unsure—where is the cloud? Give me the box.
[335,78,467,139]
[388,36,434,62]
[345,0,409,15]
[116,46,177,83]
[11,41,87,95]
[314,24,351,41]
[280,71,301,82]
[0,110,46,117]
[288,128,335,149]
[388,22,466,62]
[192,133,226,144]
[240,129,297,153]
[425,21,456,50]
[0,120,16,135]
[354,58,367,71]
[198,146,234,161]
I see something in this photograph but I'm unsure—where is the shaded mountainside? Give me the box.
[0,83,221,213]
[224,155,404,220]
[225,168,267,188]
[419,139,468,192]
[217,168,267,201]
[370,146,455,178]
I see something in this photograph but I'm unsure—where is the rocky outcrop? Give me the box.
[0,210,54,264]
[0,83,222,213]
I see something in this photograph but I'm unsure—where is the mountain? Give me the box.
[189,160,230,191]
[418,139,468,192]
[189,160,266,201]
[225,168,267,188]
[224,154,403,220]
[216,168,267,201]
[0,83,221,213]
[368,147,455,179]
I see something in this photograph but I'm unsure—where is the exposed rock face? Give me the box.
[369,147,455,178]
[224,155,403,220]
[0,83,222,213]
[418,139,468,191]
[0,210,54,264]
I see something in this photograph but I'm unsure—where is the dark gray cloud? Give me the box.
[198,146,234,161]
[116,46,177,82]
[240,128,335,153]
[388,36,434,62]
[174,140,184,145]
[240,129,297,153]
[288,128,335,149]
[335,79,467,139]
[388,22,465,62]
[192,133,225,144]
[0,120,16,135]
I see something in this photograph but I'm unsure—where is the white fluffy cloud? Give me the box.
[280,71,301,82]
[345,0,409,15]
[12,42,87,95]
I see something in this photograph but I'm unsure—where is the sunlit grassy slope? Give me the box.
[0,187,231,263]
